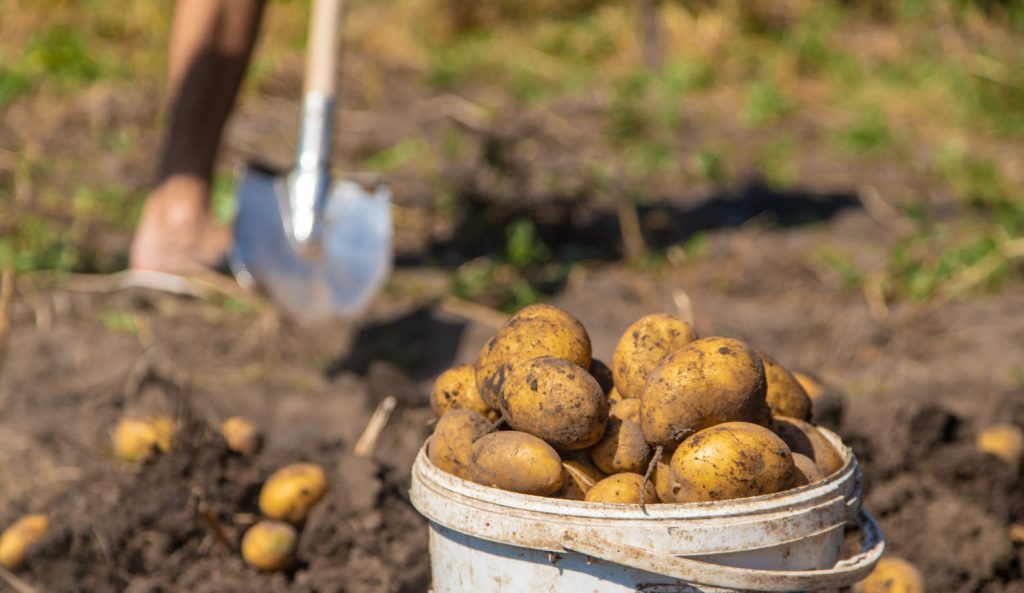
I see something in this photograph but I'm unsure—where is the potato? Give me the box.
[428,409,496,480]
[608,387,624,403]
[590,419,652,475]
[468,431,563,496]
[500,356,608,451]
[652,448,676,502]
[760,354,812,420]
[112,417,161,462]
[589,358,615,395]
[793,371,824,400]
[609,397,640,422]
[259,462,328,523]
[221,416,262,456]
[585,473,658,504]
[793,370,846,429]
[0,514,48,569]
[792,452,824,485]
[641,337,771,448]
[475,306,591,409]
[558,455,605,500]
[772,417,844,477]
[853,557,925,593]
[241,520,297,572]
[152,414,176,452]
[612,314,698,399]
[430,364,497,421]
[670,422,797,502]
[976,423,1024,467]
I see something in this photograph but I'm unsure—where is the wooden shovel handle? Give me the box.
[304,0,345,97]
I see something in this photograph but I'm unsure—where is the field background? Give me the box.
[1,1,1023,591]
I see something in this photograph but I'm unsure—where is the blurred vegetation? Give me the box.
[0,0,1022,309]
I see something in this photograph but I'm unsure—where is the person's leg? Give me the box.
[131,0,266,273]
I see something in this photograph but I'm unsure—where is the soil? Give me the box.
[2,48,1023,593]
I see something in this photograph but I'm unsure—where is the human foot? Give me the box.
[129,175,232,274]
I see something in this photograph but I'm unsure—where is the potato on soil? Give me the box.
[0,514,48,569]
[428,409,496,480]
[853,556,925,593]
[641,337,771,448]
[241,520,297,572]
[500,356,608,451]
[792,453,824,485]
[221,416,262,455]
[975,423,1024,467]
[670,422,798,502]
[112,417,161,462]
[558,456,605,500]
[475,305,592,409]
[590,419,652,475]
[468,431,563,496]
[430,364,497,421]
[585,473,658,504]
[259,462,328,523]
[761,354,812,420]
[152,414,176,452]
[589,358,615,395]
[612,314,698,399]
[772,417,845,477]
[609,397,640,422]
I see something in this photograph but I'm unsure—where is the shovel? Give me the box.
[230,0,392,321]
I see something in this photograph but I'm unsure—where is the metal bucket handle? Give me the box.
[562,509,884,592]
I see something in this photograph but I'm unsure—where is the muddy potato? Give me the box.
[585,473,658,504]
[428,409,496,480]
[760,354,812,420]
[430,364,497,421]
[500,356,608,451]
[609,397,641,422]
[475,306,592,409]
[469,431,564,496]
[652,448,676,503]
[589,358,615,395]
[0,514,48,569]
[976,423,1024,467]
[670,422,798,502]
[792,453,824,485]
[221,416,262,455]
[558,454,606,500]
[590,419,652,475]
[641,337,771,448]
[853,557,925,593]
[112,417,160,462]
[612,314,698,399]
[772,417,845,476]
[241,520,297,572]
[259,462,328,523]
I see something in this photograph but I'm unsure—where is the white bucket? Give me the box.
[409,428,883,593]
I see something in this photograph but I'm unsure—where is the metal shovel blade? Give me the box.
[229,165,392,321]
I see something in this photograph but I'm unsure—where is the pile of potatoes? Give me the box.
[427,304,845,504]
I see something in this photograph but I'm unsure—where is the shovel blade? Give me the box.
[230,166,392,321]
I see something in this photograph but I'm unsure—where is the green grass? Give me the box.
[743,80,793,127]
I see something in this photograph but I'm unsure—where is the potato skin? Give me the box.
[585,473,658,504]
[111,417,160,462]
[590,419,652,475]
[641,337,771,448]
[558,454,606,500]
[428,409,496,480]
[469,431,564,496]
[761,354,812,420]
[430,364,497,421]
[670,422,797,502]
[853,557,925,593]
[652,448,677,503]
[241,520,297,572]
[612,314,698,399]
[221,416,262,455]
[772,417,845,476]
[475,308,591,409]
[792,453,824,485]
[258,463,328,523]
[500,356,608,451]
[0,514,48,569]
[609,398,641,422]
[976,423,1024,467]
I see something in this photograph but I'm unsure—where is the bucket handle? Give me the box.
[561,508,884,592]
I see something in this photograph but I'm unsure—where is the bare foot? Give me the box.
[130,176,231,274]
